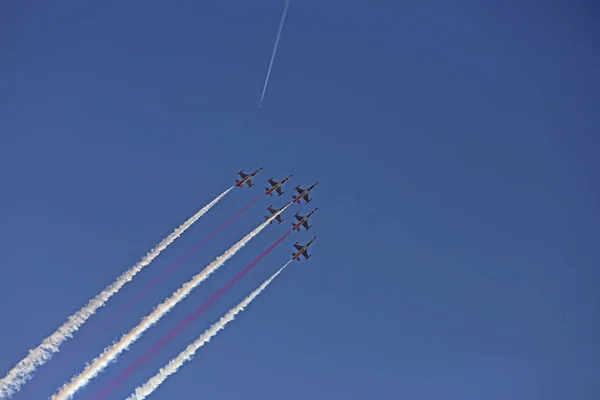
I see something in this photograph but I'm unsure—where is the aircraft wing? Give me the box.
[294,214,302,221]
[275,187,283,195]
[302,221,309,230]
[245,179,253,187]
[302,250,310,259]
[295,186,304,194]
[268,178,277,186]
[293,243,303,251]
[239,171,248,178]
[303,193,310,202]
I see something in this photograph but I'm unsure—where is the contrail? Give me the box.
[51,204,292,400]
[125,259,292,400]
[259,0,290,107]
[0,186,233,399]
[94,232,292,400]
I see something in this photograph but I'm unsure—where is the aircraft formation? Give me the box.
[0,173,322,400]
[237,168,318,261]
[0,3,314,397]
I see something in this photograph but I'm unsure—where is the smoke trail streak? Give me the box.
[126,259,292,400]
[27,194,264,398]
[51,205,292,400]
[259,0,290,106]
[108,194,265,332]
[94,232,292,400]
[0,186,233,399]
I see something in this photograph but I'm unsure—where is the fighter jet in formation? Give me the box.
[292,236,318,261]
[265,202,291,224]
[292,208,318,231]
[237,169,319,261]
[292,181,319,204]
[265,175,293,196]
[235,168,263,188]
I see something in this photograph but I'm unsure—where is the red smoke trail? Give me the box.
[27,195,263,399]
[93,230,291,400]
[109,193,265,326]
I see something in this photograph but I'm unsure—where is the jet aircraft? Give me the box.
[292,181,319,204]
[292,208,318,231]
[265,174,293,196]
[235,168,263,188]
[265,202,291,224]
[292,236,317,261]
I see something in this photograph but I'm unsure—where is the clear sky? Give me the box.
[1,0,599,399]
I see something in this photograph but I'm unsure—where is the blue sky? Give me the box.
[1,0,599,399]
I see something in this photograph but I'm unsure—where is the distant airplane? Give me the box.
[292,236,317,261]
[265,174,293,196]
[235,168,263,188]
[265,202,291,224]
[292,181,319,204]
[292,208,318,231]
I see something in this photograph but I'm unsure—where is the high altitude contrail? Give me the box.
[0,186,233,399]
[259,0,290,107]
[95,232,292,400]
[125,259,292,400]
[51,203,292,400]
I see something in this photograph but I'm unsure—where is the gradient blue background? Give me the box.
[1,0,599,399]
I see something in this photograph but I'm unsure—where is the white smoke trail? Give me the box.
[126,259,292,400]
[51,203,292,400]
[0,186,233,400]
[259,0,290,107]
